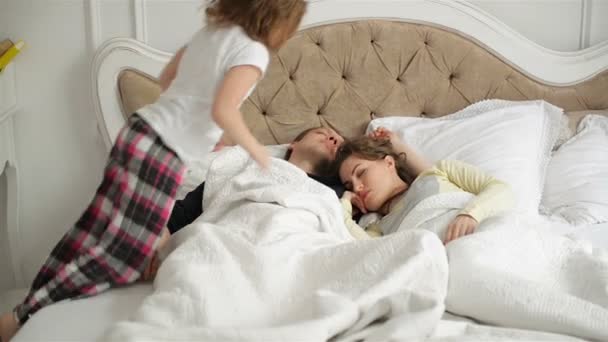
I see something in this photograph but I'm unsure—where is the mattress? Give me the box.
[10,222,608,342]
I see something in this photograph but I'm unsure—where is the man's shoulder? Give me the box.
[307,174,345,197]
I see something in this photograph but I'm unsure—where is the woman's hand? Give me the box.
[444,214,478,244]
[369,127,402,146]
[342,191,368,214]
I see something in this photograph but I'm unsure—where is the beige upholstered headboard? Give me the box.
[117,20,608,144]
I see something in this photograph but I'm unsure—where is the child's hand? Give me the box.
[212,133,235,152]
[248,142,271,169]
[212,140,226,152]
[444,214,478,244]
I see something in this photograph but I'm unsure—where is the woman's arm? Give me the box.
[427,160,514,243]
[434,160,515,222]
[369,127,432,177]
[392,140,433,177]
[159,45,187,92]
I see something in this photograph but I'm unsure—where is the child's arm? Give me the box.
[211,65,270,168]
[159,45,187,92]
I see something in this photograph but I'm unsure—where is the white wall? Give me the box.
[1,0,109,289]
[0,0,607,292]
[471,0,595,51]
[0,172,12,292]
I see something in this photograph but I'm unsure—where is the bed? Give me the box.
[10,0,608,341]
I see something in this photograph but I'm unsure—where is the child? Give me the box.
[0,1,307,340]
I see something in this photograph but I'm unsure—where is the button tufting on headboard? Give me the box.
[238,20,608,144]
[116,20,608,145]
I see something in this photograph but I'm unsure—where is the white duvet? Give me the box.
[103,148,449,342]
[103,147,608,342]
[395,191,608,341]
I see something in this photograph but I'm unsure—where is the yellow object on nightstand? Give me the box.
[0,40,24,74]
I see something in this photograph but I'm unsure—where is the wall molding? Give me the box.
[4,135,22,287]
[86,0,102,53]
[133,0,149,43]
[0,63,22,286]
[579,0,592,49]
[579,0,593,50]
[0,64,18,124]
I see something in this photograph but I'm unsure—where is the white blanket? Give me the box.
[395,191,608,341]
[103,148,449,342]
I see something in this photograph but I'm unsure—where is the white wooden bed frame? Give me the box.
[5,0,608,340]
[3,0,608,301]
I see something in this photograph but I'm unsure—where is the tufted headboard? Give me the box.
[95,2,608,149]
[241,20,608,143]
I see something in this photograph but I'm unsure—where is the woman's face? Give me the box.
[339,154,402,212]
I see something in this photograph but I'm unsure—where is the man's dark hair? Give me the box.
[283,127,322,160]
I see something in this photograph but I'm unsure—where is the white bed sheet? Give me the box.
[10,222,608,342]
[12,284,152,342]
[550,220,608,250]
[573,221,608,249]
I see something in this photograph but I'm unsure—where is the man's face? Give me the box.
[290,127,344,174]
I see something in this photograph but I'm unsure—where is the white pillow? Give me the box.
[368,100,563,215]
[541,115,608,225]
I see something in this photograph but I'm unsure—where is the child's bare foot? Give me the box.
[0,311,19,342]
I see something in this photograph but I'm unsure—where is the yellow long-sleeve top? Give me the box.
[342,159,514,238]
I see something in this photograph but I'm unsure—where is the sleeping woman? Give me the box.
[335,131,608,341]
[337,129,514,242]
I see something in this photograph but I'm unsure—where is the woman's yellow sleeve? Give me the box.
[431,160,515,222]
[340,198,374,240]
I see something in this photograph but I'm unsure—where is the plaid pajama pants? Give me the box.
[13,114,185,324]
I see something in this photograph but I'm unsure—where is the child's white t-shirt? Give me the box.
[138,25,269,164]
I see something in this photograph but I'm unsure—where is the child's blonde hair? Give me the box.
[205,0,307,49]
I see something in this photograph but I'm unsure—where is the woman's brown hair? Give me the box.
[205,0,307,49]
[335,136,415,184]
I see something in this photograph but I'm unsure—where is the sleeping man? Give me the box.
[140,126,347,280]
[141,125,430,280]
[169,126,346,232]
